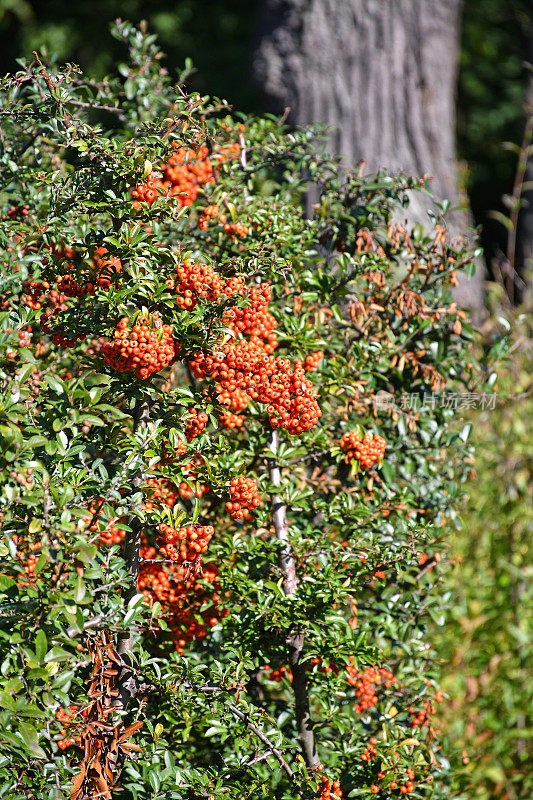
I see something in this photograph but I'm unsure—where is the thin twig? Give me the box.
[226,702,295,781]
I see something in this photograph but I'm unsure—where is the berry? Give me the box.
[225,476,262,521]
[340,431,386,469]
[101,314,178,379]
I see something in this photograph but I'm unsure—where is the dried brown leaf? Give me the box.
[118,721,143,742]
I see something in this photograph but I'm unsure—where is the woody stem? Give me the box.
[267,429,319,771]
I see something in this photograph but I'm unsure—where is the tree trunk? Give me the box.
[252,0,484,308]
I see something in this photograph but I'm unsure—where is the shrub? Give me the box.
[0,21,488,800]
[437,298,532,800]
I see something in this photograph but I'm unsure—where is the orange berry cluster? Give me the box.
[381,775,416,795]
[222,221,249,238]
[132,141,240,211]
[142,477,179,511]
[263,664,292,682]
[85,502,126,546]
[340,431,387,468]
[310,657,340,676]
[7,203,29,219]
[138,554,224,653]
[410,698,438,730]
[303,350,324,371]
[42,245,122,299]
[20,279,51,310]
[216,386,250,413]
[197,204,250,237]
[101,315,177,379]
[190,340,320,435]
[11,534,43,587]
[157,522,214,565]
[219,410,244,429]
[178,478,210,500]
[167,260,245,311]
[360,736,379,764]
[225,476,262,521]
[317,775,343,800]
[197,203,221,230]
[185,408,209,442]
[346,662,397,715]
[223,283,277,351]
[170,267,320,434]
[55,705,88,750]
[176,454,211,500]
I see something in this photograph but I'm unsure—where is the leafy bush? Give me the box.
[437,299,532,800]
[0,22,489,800]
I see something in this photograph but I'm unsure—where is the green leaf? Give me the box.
[35,630,47,662]
[18,722,46,759]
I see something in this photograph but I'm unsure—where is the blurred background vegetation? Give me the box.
[0,0,531,269]
[439,296,532,800]
[0,2,531,798]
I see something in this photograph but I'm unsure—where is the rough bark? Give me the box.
[252,0,484,307]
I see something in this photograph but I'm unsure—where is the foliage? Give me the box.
[457,0,531,266]
[437,296,533,800]
[0,21,490,800]
[1,0,531,274]
[0,0,258,107]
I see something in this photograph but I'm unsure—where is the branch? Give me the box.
[267,430,319,771]
[115,396,150,710]
[226,702,295,781]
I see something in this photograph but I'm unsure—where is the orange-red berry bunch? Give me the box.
[218,410,244,429]
[132,141,240,211]
[138,554,225,653]
[157,522,214,565]
[20,279,51,310]
[84,502,126,546]
[197,203,221,230]
[176,455,211,500]
[191,344,321,434]
[346,662,397,715]
[185,408,209,442]
[167,260,245,311]
[225,476,262,521]
[303,350,325,371]
[54,247,122,298]
[222,221,249,238]
[222,283,277,353]
[55,705,88,750]
[410,698,438,730]
[197,203,250,237]
[309,657,340,676]
[317,775,343,800]
[177,272,320,434]
[359,736,379,764]
[340,431,387,468]
[101,314,177,379]
[262,664,292,682]
[11,535,43,587]
[142,477,179,511]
